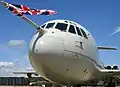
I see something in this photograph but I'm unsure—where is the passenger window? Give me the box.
[76,26,82,36]
[41,24,46,28]
[68,25,76,34]
[46,23,55,28]
[81,29,88,39]
[55,23,68,31]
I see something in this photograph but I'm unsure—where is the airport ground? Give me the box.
[0,77,120,87]
[0,86,120,87]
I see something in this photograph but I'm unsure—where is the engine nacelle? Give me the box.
[106,66,112,69]
[105,65,119,70]
[112,66,119,70]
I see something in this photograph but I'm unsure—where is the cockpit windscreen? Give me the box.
[41,24,46,28]
[55,23,68,31]
[46,23,55,28]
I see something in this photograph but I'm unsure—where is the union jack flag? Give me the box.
[1,1,57,16]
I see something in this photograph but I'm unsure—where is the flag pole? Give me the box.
[1,0,57,30]
[1,0,41,30]
[19,15,45,34]
[20,15,40,30]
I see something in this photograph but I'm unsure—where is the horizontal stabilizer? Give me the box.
[97,46,117,50]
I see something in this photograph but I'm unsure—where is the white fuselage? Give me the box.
[29,20,104,85]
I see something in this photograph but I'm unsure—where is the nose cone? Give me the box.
[29,36,64,78]
[31,36,64,55]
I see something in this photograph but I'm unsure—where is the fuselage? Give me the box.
[29,20,104,85]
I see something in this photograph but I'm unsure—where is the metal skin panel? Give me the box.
[29,20,104,85]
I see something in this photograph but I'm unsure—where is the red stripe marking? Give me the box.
[12,9,19,14]
[22,6,30,11]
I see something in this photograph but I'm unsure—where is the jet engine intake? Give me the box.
[106,66,112,69]
[112,66,119,70]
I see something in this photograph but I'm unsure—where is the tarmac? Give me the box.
[0,86,42,87]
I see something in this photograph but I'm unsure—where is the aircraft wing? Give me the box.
[97,46,117,50]
[100,69,120,75]
[13,71,37,74]
[98,69,120,85]
[13,71,38,77]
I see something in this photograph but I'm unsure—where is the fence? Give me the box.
[0,77,47,86]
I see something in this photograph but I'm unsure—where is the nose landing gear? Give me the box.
[73,84,81,87]
[104,77,116,87]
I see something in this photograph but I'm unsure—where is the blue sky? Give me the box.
[0,0,120,76]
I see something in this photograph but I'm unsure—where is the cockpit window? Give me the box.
[41,24,46,28]
[81,29,88,39]
[68,25,76,34]
[46,23,55,28]
[76,26,82,36]
[55,23,68,31]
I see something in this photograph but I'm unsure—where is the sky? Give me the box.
[0,0,120,76]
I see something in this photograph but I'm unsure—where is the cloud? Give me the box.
[0,62,14,67]
[8,40,27,47]
[24,54,29,59]
[0,42,30,76]
[26,67,34,71]
[0,62,27,77]
[0,62,16,76]
[109,26,120,36]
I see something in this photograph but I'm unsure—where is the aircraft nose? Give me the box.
[29,36,64,76]
[29,36,65,82]
[30,36,64,57]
